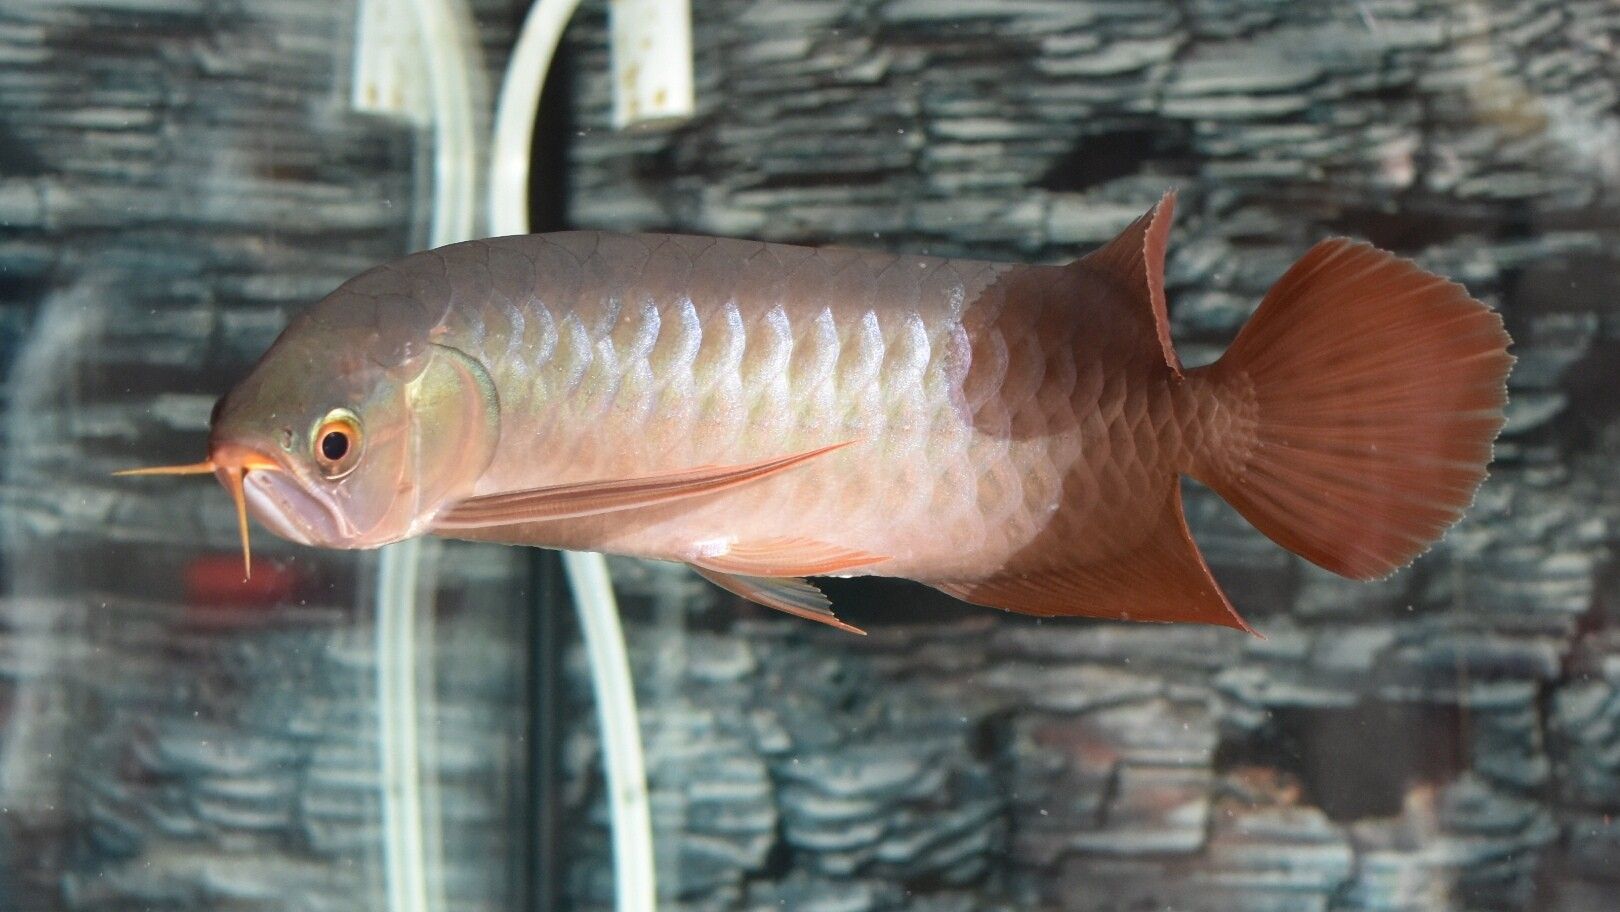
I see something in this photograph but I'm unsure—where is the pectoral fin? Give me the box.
[433,441,852,530]
[692,566,866,635]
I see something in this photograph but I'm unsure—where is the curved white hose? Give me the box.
[374,538,433,912]
[559,551,655,912]
[489,4,658,911]
[379,1,484,912]
[489,0,583,236]
[407,0,483,244]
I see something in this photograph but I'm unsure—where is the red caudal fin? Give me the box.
[1188,239,1513,580]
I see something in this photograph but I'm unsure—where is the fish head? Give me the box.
[121,312,500,576]
[205,326,500,554]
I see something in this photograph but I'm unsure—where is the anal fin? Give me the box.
[692,567,866,635]
[933,485,1255,633]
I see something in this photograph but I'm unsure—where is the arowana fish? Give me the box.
[122,193,1513,634]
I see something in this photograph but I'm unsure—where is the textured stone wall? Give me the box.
[0,2,533,910]
[559,2,1620,910]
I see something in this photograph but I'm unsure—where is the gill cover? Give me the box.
[399,342,500,531]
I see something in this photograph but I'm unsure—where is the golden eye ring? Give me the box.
[313,409,363,479]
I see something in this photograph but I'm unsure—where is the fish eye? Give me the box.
[313,408,363,479]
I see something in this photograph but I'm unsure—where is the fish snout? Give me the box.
[206,440,285,476]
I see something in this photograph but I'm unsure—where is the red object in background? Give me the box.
[184,555,304,610]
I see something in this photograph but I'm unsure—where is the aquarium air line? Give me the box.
[489,2,693,910]
[372,0,484,911]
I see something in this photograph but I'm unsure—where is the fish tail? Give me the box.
[1185,239,1513,580]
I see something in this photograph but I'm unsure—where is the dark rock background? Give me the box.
[555,2,1620,911]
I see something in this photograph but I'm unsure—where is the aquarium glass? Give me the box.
[3,1,1619,912]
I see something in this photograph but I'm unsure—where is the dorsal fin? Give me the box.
[1075,190,1180,376]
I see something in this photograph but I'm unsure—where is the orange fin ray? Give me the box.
[932,485,1255,634]
[691,537,889,578]
[432,441,853,530]
[692,567,865,635]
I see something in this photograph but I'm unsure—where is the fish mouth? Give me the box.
[117,439,357,577]
[200,442,360,550]
[241,470,351,548]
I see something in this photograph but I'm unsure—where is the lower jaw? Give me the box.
[243,484,320,546]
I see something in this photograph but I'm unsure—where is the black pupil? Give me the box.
[321,430,349,462]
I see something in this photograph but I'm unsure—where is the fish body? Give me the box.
[435,232,1179,583]
[132,194,1513,633]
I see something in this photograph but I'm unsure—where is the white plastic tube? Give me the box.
[488,0,584,228]
[374,538,433,912]
[489,4,658,912]
[559,551,655,912]
[377,1,484,912]
[609,0,695,130]
[404,0,483,245]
